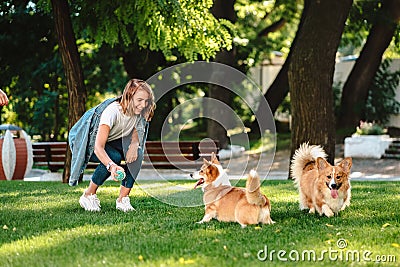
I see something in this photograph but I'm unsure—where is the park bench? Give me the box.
[32,140,220,172]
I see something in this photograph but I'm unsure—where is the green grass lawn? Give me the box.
[0,180,399,267]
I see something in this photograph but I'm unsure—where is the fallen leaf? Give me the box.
[325,239,334,245]
[325,223,334,227]
[243,252,251,258]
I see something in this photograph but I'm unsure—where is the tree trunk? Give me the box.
[51,0,87,183]
[289,0,353,167]
[208,0,237,149]
[338,0,400,131]
[250,4,309,135]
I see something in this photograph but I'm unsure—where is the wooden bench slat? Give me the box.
[32,151,48,156]
[32,162,49,166]
[48,156,67,162]
[145,141,199,146]
[145,148,194,154]
[145,147,217,154]
[32,142,67,148]
[45,162,65,166]
[144,155,197,162]
[87,163,100,168]
[32,155,48,160]
[32,140,220,172]
[142,162,203,169]
[33,151,66,156]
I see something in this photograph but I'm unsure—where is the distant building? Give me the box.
[250,57,400,128]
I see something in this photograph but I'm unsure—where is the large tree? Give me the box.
[207,0,237,148]
[250,3,307,135]
[338,0,400,131]
[51,0,87,183]
[288,0,353,165]
[48,0,234,182]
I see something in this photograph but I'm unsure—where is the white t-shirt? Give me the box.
[99,102,138,141]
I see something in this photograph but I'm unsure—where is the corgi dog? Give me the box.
[290,143,352,217]
[192,153,274,228]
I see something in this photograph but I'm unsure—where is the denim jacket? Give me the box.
[68,97,149,186]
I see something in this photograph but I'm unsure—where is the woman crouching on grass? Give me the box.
[68,79,155,212]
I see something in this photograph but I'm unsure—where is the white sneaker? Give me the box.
[79,192,101,212]
[116,196,136,212]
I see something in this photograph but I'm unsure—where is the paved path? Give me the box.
[24,149,400,182]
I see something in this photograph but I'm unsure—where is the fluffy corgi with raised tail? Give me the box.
[290,143,352,217]
[192,153,274,228]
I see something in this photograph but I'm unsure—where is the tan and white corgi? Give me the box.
[192,153,274,227]
[291,143,352,217]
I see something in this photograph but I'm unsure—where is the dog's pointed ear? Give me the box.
[211,152,219,163]
[210,152,215,160]
[203,158,211,166]
[339,157,352,173]
[316,157,329,171]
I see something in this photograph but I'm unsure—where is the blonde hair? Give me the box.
[120,79,156,121]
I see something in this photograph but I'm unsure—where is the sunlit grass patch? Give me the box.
[0,180,399,266]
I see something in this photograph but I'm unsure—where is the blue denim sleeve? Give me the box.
[68,109,95,186]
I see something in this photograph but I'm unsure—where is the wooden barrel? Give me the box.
[0,130,33,180]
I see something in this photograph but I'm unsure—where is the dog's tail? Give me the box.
[290,142,327,186]
[246,170,268,207]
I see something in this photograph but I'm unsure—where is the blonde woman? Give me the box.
[69,79,155,212]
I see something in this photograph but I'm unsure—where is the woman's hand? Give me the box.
[95,124,125,182]
[109,164,125,182]
[0,89,9,106]
[125,143,139,163]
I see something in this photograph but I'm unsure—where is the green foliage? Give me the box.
[0,2,63,139]
[0,180,399,266]
[59,0,234,61]
[333,59,399,130]
[340,0,377,52]
[332,81,343,118]
[234,0,299,70]
[339,0,400,58]
[0,1,129,140]
[32,90,63,139]
[2,0,398,143]
[365,59,400,125]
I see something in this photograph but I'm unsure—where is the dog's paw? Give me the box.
[322,205,334,217]
[262,218,275,225]
[196,220,205,224]
[309,207,316,214]
[324,211,334,217]
[340,202,350,211]
[197,214,213,224]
